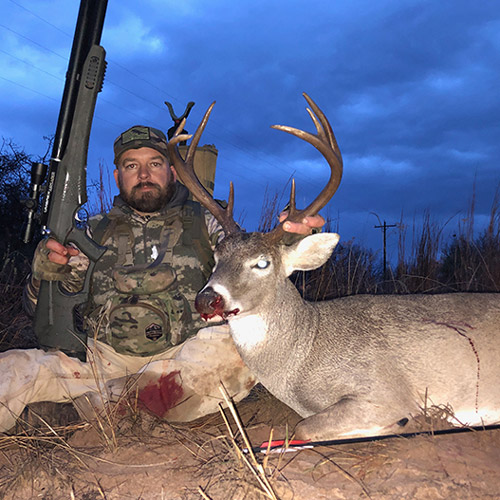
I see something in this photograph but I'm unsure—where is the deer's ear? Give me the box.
[283,233,340,276]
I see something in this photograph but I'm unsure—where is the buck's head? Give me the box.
[194,231,340,320]
[167,93,343,321]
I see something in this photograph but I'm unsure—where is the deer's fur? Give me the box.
[197,231,500,440]
[168,94,500,440]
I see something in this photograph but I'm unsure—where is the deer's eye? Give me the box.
[254,259,270,270]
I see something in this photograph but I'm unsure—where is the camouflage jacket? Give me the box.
[25,182,224,357]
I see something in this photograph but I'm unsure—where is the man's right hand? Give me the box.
[32,238,80,282]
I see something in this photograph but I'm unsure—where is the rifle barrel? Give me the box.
[41,0,108,228]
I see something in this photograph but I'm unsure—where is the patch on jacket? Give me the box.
[145,323,163,341]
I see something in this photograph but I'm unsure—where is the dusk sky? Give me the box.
[1,0,499,260]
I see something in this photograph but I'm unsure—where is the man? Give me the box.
[0,125,323,432]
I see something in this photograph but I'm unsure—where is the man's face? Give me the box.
[114,147,176,214]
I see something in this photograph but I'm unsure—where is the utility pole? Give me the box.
[374,220,397,278]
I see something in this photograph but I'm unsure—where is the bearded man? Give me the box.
[0,125,323,432]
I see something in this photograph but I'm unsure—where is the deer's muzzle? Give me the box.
[195,287,239,321]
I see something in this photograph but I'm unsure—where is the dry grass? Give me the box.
[255,186,500,298]
[0,253,36,352]
[1,184,499,498]
[86,161,115,217]
[393,188,500,293]
[0,386,295,499]
[0,383,499,499]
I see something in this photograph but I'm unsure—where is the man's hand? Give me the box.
[45,238,80,265]
[32,238,80,281]
[279,212,325,235]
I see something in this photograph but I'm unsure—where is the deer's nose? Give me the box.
[195,286,224,315]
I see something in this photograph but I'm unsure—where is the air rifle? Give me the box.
[24,0,108,361]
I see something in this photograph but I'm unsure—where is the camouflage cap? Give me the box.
[113,125,169,164]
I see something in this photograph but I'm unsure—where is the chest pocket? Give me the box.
[104,216,192,356]
[89,203,214,356]
[108,263,192,356]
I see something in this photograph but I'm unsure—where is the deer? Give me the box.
[167,93,500,441]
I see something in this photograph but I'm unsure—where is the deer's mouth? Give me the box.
[200,309,240,321]
[195,288,240,321]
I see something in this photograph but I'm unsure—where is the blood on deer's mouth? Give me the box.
[200,308,240,321]
[197,293,240,321]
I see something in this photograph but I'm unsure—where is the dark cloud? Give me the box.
[1,0,498,252]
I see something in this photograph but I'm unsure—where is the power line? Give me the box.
[0,15,286,193]
[0,74,59,102]
[374,220,397,278]
[0,48,62,81]
[8,0,71,37]
[0,65,272,190]
[0,23,67,60]
[1,3,327,193]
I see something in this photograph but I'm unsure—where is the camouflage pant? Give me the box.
[0,324,256,432]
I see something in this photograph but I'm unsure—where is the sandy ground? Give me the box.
[1,390,499,500]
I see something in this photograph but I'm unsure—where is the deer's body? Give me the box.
[236,289,500,439]
[169,94,500,440]
[197,232,500,440]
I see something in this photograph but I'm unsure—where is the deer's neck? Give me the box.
[228,280,317,377]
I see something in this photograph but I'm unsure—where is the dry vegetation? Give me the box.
[1,188,500,499]
[289,193,500,300]
[1,382,499,499]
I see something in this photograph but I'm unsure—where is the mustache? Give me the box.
[132,182,160,193]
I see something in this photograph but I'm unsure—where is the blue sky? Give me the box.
[1,0,499,260]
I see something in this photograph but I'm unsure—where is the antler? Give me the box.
[167,102,241,235]
[168,94,341,242]
[268,92,343,242]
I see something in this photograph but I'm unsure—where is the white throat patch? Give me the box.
[229,314,268,350]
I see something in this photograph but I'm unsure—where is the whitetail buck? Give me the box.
[168,94,500,441]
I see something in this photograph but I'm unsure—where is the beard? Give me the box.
[120,180,176,213]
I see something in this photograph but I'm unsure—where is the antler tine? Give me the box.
[167,102,240,235]
[289,178,296,213]
[303,92,339,153]
[184,102,213,164]
[227,181,235,218]
[268,92,343,241]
